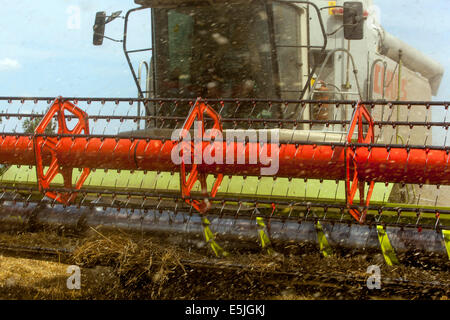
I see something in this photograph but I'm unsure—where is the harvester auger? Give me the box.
[0,96,449,264]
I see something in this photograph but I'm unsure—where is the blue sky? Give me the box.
[0,0,448,100]
[2,0,447,142]
[1,0,146,97]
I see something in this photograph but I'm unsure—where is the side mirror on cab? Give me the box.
[93,11,123,46]
[343,2,364,40]
[93,11,107,46]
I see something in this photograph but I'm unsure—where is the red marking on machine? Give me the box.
[373,64,408,100]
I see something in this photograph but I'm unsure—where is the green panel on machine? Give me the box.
[0,166,394,203]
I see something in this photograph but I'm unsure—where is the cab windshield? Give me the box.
[153,1,277,100]
[150,1,307,122]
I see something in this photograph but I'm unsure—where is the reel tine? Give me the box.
[434,185,441,208]
[239,176,247,195]
[269,176,277,199]
[415,184,423,207]
[334,180,339,202]
[2,97,450,256]
[304,178,308,200]
[382,182,389,204]
[254,176,262,196]
[316,179,324,200]
[285,177,293,198]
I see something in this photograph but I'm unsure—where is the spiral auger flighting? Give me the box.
[0,96,449,263]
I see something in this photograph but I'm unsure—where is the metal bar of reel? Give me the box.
[2,112,450,129]
[2,96,449,105]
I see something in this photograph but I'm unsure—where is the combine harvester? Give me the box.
[0,0,449,264]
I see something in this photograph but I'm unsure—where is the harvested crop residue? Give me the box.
[0,230,449,300]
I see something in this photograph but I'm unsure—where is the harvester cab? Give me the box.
[92,0,443,132]
[95,0,324,120]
